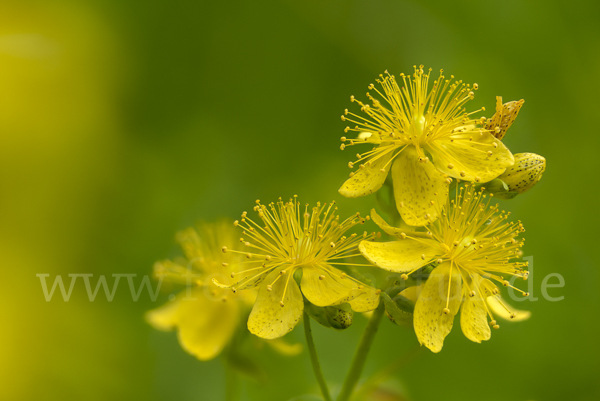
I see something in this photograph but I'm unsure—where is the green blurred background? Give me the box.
[2,0,598,400]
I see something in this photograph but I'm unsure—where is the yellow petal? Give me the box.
[301,264,379,312]
[413,262,462,353]
[427,132,514,183]
[399,283,424,303]
[339,149,393,198]
[175,287,240,361]
[265,338,303,356]
[391,146,449,226]
[347,286,380,312]
[146,297,180,331]
[213,266,270,291]
[486,295,531,322]
[175,228,203,265]
[247,267,303,339]
[460,277,491,343]
[359,238,440,273]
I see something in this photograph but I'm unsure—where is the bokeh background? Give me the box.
[2,0,598,400]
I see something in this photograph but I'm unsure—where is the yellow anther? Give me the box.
[222,246,228,253]
[319,275,325,280]
[443,308,450,315]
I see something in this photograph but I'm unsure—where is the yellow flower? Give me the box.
[215,197,381,339]
[146,222,254,361]
[339,66,515,226]
[359,185,530,352]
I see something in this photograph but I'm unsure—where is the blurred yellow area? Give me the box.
[0,2,122,399]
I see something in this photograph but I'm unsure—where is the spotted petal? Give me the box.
[391,146,449,226]
[359,238,440,273]
[413,262,462,353]
[339,149,394,198]
[248,267,303,339]
[460,277,491,343]
[427,132,514,183]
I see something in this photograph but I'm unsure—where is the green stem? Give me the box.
[303,311,333,401]
[337,302,385,401]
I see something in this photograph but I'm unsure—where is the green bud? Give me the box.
[497,153,546,196]
[324,304,353,330]
[381,292,414,326]
[304,302,353,330]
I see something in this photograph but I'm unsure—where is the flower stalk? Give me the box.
[303,310,333,401]
[337,302,386,401]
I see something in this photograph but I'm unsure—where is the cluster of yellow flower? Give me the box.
[146,65,545,387]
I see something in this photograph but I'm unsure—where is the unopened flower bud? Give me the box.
[498,153,546,195]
